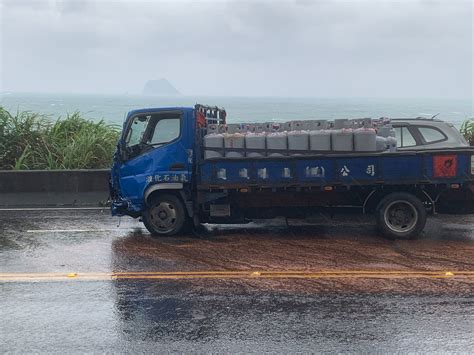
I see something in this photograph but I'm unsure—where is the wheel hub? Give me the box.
[158,210,168,220]
[384,200,418,233]
[149,202,177,232]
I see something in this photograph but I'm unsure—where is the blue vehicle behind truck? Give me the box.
[109,104,474,239]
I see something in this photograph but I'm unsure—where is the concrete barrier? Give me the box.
[0,169,110,207]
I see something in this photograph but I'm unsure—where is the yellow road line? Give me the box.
[0,270,473,282]
[26,229,122,233]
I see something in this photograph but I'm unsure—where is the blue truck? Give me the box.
[109,104,474,239]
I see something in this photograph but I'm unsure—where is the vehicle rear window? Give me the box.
[418,127,446,143]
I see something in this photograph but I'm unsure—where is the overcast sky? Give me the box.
[0,0,472,98]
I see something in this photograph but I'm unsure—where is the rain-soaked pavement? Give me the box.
[1,209,473,352]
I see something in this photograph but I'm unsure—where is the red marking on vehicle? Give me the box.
[196,111,206,128]
[433,155,457,178]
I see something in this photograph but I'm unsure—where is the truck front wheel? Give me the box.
[376,192,427,240]
[142,194,188,236]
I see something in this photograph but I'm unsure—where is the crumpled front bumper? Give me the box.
[111,197,143,218]
[109,171,143,218]
[111,197,129,216]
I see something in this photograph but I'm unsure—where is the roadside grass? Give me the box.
[460,119,474,146]
[0,107,120,170]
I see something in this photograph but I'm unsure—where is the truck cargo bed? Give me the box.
[198,148,474,189]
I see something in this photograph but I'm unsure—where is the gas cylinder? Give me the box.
[245,132,266,157]
[224,132,245,158]
[309,130,331,151]
[266,131,287,156]
[376,136,388,151]
[354,128,376,152]
[288,130,309,155]
[204,133,224,159]
[331,128,354,151]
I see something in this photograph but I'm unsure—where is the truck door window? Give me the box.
[148,117,181,145]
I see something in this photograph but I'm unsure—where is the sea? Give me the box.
[1,92,472,127]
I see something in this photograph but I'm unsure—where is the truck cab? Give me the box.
[110,107,196,234]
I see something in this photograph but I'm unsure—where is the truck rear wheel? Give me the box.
[376,192,427,240]
[142,194,188,236]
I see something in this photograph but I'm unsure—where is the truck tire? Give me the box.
[376,192,427,240]
[142,194,188,237]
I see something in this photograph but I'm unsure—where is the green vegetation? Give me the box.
[0,107,120,170]
[460,119,474,146]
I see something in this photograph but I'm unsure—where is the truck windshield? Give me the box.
[125,115,150,147]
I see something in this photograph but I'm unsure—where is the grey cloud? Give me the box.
[0,0,472,98]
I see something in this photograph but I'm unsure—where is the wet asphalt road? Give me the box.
[1,209,473,352]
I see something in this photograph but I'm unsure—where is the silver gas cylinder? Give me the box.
[333,119,351,129]
[204,132,224,159]
[354,128,376,152]
[386,136,397,152]
[264,122,282,132]
[309,130,331,151]
[245,132,266,157]
[331,128,354,151]
[224,132,245,158]
[376,136,388,151]
[266,131,288,156]
[288,130,309,155]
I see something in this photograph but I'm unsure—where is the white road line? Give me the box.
[0,207,106,211]
[26,229,129,233]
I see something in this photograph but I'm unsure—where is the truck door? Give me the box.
[118,109,191,205]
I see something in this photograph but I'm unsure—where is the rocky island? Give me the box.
[142,78,181,96]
